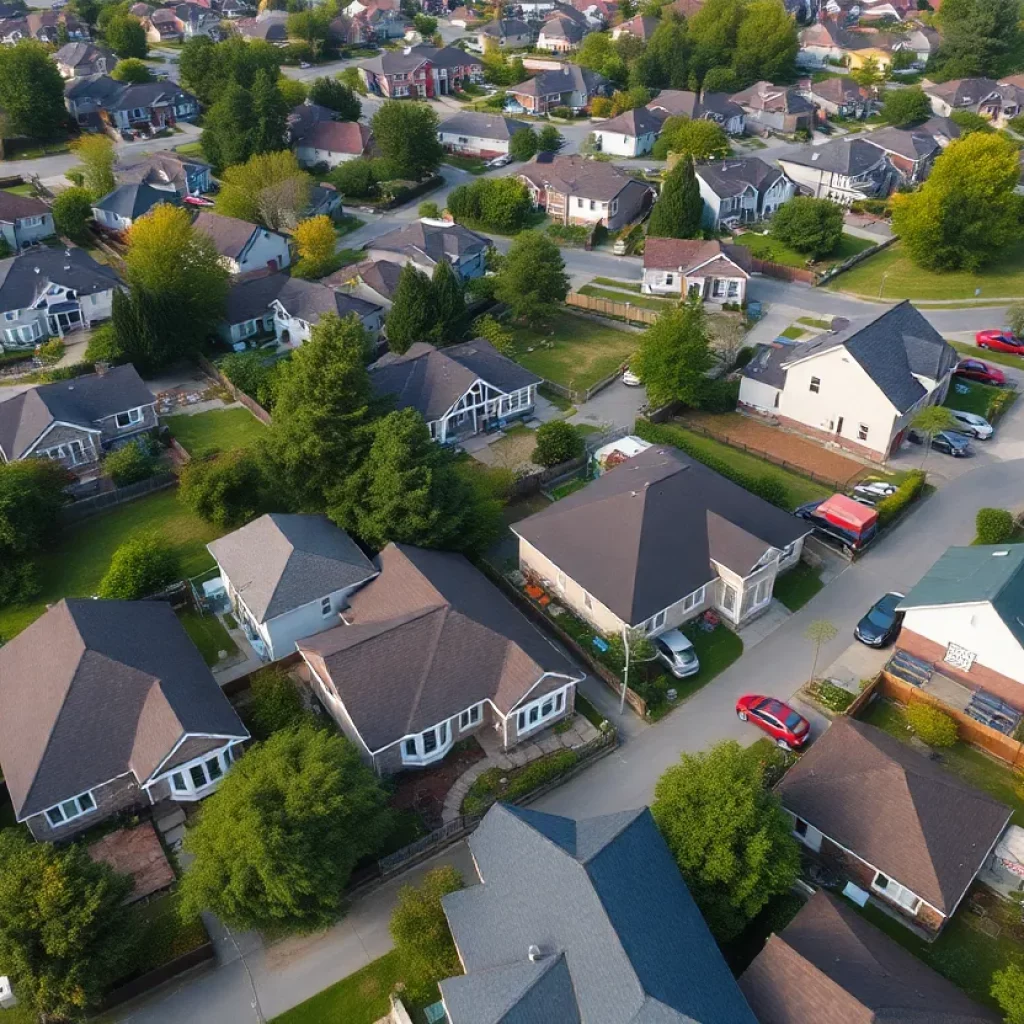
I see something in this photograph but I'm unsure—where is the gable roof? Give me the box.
[811,76,870,105]
[539,14,585,40]
[595,106,664,138]
[64,74,197,115]
[509,63,606,99]
[360,42,481,76]
[0,599,248,819]
[645,89,744,123]
[518,152,641,201]
[732,81,815,115]
[325,258,403,301]
[297,544,581,751]
[642,236,750,276]
[741,342,790,390]
[0,190,49,223]
[369,221,489,268]
[696,156,785,199]
[193,211,275,261]
[440,803,760,1024]
[923,77,1017,109]
[208,513,376,622]
[778,135,887,175]
[616,13,658,38]
[298,119,372,155]
[0,247,120,316]
[93,181,180,221]
[117,150,210,192]
[438,110,529,142]
[862,125,940,162]
[287,100,338,142]
[53,41,115,68]
[512,445,806,625]
[739,891,999,1024]
[480,16,532,35]
[776,718,1011,914]
[224,271,380,326]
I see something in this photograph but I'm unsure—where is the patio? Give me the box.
[87,821,176,903]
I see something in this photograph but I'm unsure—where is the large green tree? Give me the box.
[771,196,844,260]
[645,14,689,89]
[179,448,272,529]
[431,258,468,345]
[104,14,147,58]
[0,41,68,141]
[386,263,437,355]
[880,86,932,127]
[179,725,393,932]
[993,962,1024,1024]
[52,186,95,243]
[201,80,258,173]
[687,0,747,84]
[632,299,715,409]
[493,231,569,325]
[111,56,153,83]
[287,7,332,58]
[217,150,312,232]
[179,34,282,107]
[651,740,800,941]
[935,0,1021,79]
[70,132,116,197]
[652,116,730,161]
[732,0,798,84]
[250,68,290,156]
[648,157,704,239]
[370,101,443,180]
[97,534,179,599]
[308,76,361,120]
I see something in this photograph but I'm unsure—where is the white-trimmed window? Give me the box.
[809,376,821,394]
[682,585,705,612]
[459,703,482,730]
[167,744,241,798]
[872,871,921,913]
[643,609,667,634]
[20,215,43,228]
[44,789,96,827]
[516,687,566,735]
[320,596,332,617]
[115,407,143,428]
[402,721,453,764]
[858,423,869,441]
[665,273,674,286]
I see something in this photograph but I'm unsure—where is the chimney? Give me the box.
[528,945,542,962]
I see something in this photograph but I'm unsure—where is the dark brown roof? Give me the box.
[299,120,372,155]
[643,237,750,276]
[0,190,49,222]
[325,258,403,301]
[192,210,260,260]
[739,891,1000,1024]
[776,718,1011,914]
[298,544,582,751]
[518,153,642,202]
[732,81,815,115]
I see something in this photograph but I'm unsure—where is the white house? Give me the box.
[366,221,490,279]
[645,90,746,135]
[192,211,291,274]
[0,192,54,251]
[695,157,795,229]
[776,137,893,204]
[294,120,373,169]
[91,181,179,233]
[590,106,662,157]
[437,110,530,157]
[641,237,750,306]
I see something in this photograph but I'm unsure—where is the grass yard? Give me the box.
[773,563,824,612]
[509,311,638,391]
[578,285,674,311]
[798,316,832,329]
[444,154,487,173]
[3,183,35,196]
[537,382,574,413]
[167,407,268,458]
[944,379,1002,417]
[174,141,205,158]
[780,325,805,340]
[592,277,642,292]
[549,475,589,500]
[951,339,1024,370]
[177,608,239,667]
[0,490,222,642]
[120,891,209,982]
[829,239,1024,300]
[734,232,873,270]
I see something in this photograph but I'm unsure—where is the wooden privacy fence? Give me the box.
[60,472,177,524]
[197,354,272,425]
[567,292,660,326]
[747,257,818,285]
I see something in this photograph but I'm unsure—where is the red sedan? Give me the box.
[976,330,1024,355]
[736,695,810,750]
[954,358,1007,387]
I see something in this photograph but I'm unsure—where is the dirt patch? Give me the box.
[470,427,538,472]
[389,738,486,830]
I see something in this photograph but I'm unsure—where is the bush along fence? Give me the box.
[197,354,272,425]
[100,940,216,1012]
[59,471,177,525]
[816,235,898,288]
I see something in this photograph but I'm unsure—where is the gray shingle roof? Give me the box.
[539,15,584,40]
[53,41,115,68]
[731,80,815,115]
[0,599,248,819]
[369,221,489,269]
[440,803,760,1024]
[117,150,211,193]
[741,343,789,390]
[862,125,940,162]
[226,272,379,324]
[512,445,807,626]
[325,258,403,301]
[695,156,784,200]
[438,110,529,142]
[595,106,664,138]
[0,247,120,315]
[93,181,180,220]
[480,17,532,35]
[360,43,482,76]
[192,210,265,260]
[509,64,606,99]
[778,136,887,175]
[518,153,640,202]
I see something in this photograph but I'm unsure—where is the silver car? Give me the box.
[948,409,994,439]
[652,629,700,679]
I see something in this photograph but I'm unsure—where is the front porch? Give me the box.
[429,381,537,443]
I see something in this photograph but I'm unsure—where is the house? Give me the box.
[0,248,120,350]
[307,182,344,220]
[590,106,663,157]
[695,157,795,228]
[536,12,585,51]
[287,100,337,143]
[326,258,402,310]
[116,151,213,197]
[0,11,87,45]
[895,25,941,66]
[512,445,809,635]
[923,77,1024,126]
[53,41,116,79]
[298,544,585,773]
[739,890,1000,1024]
[91,181,179,233]
[142,7,184,42]
[170,1,223,38]
[222,271,382,346]
[860,125,941,183]
[611,13,658,40]
[895,545,1024,711]
[796,18,852,66]
[477,17,535,48]
[366,221,490,279]
[642,237,750,304]
[518,153,654,230]
[192,211,291,274]
[439,803,760,1024]
[645,89,745,135]
[233,10,289,41]
[369,340,539,442]
[739,301,957,462]
[731,80,815,134]
[918,113,962,147]
[208,514,377,663]
[437,110,530,157]
[847,46,893,75]
[358,44,484,98]
[0,599,249,842]
[0,192,54,251]
[449,5,485,27]
[777,717,1011,936]
[506,63,608,114]
[776,136,893,204]
[294,121,373,169]
[64,74,200,132]
[805,76,871,119]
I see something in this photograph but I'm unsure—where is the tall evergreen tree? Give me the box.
[431,259,468,345]
[0,41,67,141]
[648,157,704,239]
[250,68,289,155]
[201,80,257,173]
[386,264,437,354]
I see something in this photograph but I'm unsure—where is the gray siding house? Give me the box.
[193,211,291,275]
[366,221,490,280]
[92,181,180,232]
[0,192,54,251]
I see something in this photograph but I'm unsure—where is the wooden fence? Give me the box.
[60,472,177,524]
[567,292,660,326]
[197,354,272,424]
[747,257,818,285]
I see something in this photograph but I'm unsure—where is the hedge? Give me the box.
[986,388,1016,423]
[977,507,1016,544]
[905,702,958,747]
[874,469,926,526]
[463,749,579,814]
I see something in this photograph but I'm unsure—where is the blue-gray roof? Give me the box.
[93,181,179,221]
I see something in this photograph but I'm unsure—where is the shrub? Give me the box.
[179,449,269,529]
[219,351,280,410]
[248,666,311,740]
[97,534,179,599]
[545,223,589,245]
[328,157,379,198]
[749,473,790,509]
[987,388,1016,422]
[532,420,585,467]
[549,106,572,119]
[697,378,739,413]
[977,507,1016,544]
[874,469,926,526]
[35,338,64,365]
[905,702,958,747]
[103,438,157,486]
[463,750,578,814]
[418,200,441,219]
[811,679,854,713]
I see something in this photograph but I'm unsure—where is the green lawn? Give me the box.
[177,608,239,667]
[0,490,222,642]
[167,407,268,458]
[550,475,589,500]
[951,339,1024,370]
[174,141,205,158]
[509,311,638,392]
[444,154,487,174]
[944,379,1003,418]
[734,232,873,270]
[3,183,35,196]
[773,563,824,612]
[797,316,832,329]
[829,239,1024,300]
[780,325,805,340]
[578,285,673,311]
[592,277,642,292]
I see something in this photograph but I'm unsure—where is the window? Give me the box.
[3,312,15,321]
[405,738,417,757]
[171,772,187,793]
[584,591,592,609]
[872,872,921,913]
[589,200,595,210]
[794,817,808,837]
[21,215,43,228]
[682,585,705,612]
[423,729,438,754]
[809,377,821,394]
[858,423,869,441]
[577,198,584,208]
[320,596,332,617]
[721,584,737,613]
[44,790,96,827]
[459,704,481,730]
[665,273,674,286]
[643,609,667,634]
[517,686,568,734]
[115,408,143,428]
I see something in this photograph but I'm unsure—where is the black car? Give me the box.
[907,429,974,457]
[854,592,905,647]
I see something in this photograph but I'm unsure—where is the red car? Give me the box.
[736,695,810,750]
[954,358,1007,386]
[183,195,216,207]
[976,330,1024,355]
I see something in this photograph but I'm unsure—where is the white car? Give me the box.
[850,480,898,505]
[622,367,642,387]
[299,61,311,69]
[487,154,512,168]
[948,409,994,439]
[652,629,700,679]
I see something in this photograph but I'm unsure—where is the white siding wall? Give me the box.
[264,580,373,661]
[439,131,510,155]
[591,129,656,157]
[295,145,360,168]
[82,288,115,325]
[236,230,291,274]
[697,176,723,227]
[738,376,781,413]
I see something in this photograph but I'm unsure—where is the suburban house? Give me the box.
[449,6,485,28]
[612,13,658,40]
[0,10,88,44]
[369,340,539,442]
[777,717,1011,936]
[796,18,852,65]
[142,8,184,42]
[804,76,871,119]
[298,544,585,773]
[512,445,809,635]
[233,11,289,41]
[208,514,378,663]
[895,545,1024,711]
[307,183,344,220]
[847,46,894,75]
[695,157,795,229]
[642,237,750,305]
[293,121,373,168]
[287,100,336,144]
[646,89,746,135]
[117,150,213,197]
[0,248,121,350]
[439,803,760,1024]
[924,77,1024,126]
[326,258,402,310]
[739,301,957,462]
[53,41,116,78]
[193,211,291,275]
[477,17,535,48]
[590,106,663,157]
[518,153,654,231]
[731,81,815,134]
[357,44,484,98]
[776,136,893,204]
[437,110,529,157]
[92,181,179,233]
[536,12,586,51]
[0,192,54,251]
[860,125,942,184]
[739,890,1000,1024]
[365,221,490,279]
[506,64,608,114]
[64,75,200,132]
[223,271,382,346]
[0,599,249,842]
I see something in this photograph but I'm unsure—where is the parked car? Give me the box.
[849,480,897,507]
[735,695,810,750]
[976,330,1024,355]
[954,358,1007,387]
[652,629,700,679]
[914,429,973,457]
[795,494,878,553]
[299,61,311,68]
[183,195,216,207]
[487,154,512,168]
[854,591,905,647]
[948,409,993,439]
[622,367,642,386]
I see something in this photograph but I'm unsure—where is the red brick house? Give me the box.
[357,43,483,98]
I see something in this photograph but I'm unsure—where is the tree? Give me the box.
[0,40,68,141]
[308,75,361,120]
[390,867,464,1004]
[851,56,884,89]
[652,740,800,941]
[278,76,307,106]
[180,448,271,528]
[976,507,1016,544]
[385,263,436,355]
[509,125,538,160]
[97,534,179,599]
[702,65,740,93]
[610,84,652,115]
[993,962,1024,1024]
[105,14,147,57]
[111,56,153,82]
[732,0,798,84]
[804,618,838,684]
[770,196,844,259]
[950,109,995,135]
[217,150,312,232]
[652,116,730,161]
[371,101,443,180]
[328,156,379,198]
[688,0,747,82]
[293,215,338,278]
[179,35,282,107]
[431,258,468,345]
[248,666,312,740]
[648,157,704,238]
[201,80,257,173]
[473,313,515,356]
[632,299,715,409]
[892,132,1022,270]
[880,85,932,127]
[250,67,289,155]
[71,132,116,197]
[0,831,135,1021]
[339,65,367,95]
[493,231,569,324]
[220,350,281,409]
[537,124,565,153]
[103,438,156,486]
[180,725,393,932]
[52,186,94,243]
[1008,303,1024,338]
[645,13,689,89]
[287,6,332,58]
[912,405,956,465]
[532,420,584,467]
[935,0,1021,79]
[478,176,533,231]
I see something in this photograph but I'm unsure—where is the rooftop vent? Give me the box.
[528,945,542,962]
[993,550,1010,557]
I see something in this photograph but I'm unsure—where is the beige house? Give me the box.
[641,237,750,306]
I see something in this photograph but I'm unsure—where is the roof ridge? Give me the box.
[579,807,646,865]
[402,604,450,734]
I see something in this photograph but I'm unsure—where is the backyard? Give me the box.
[177,608,238,667]
[733,232,874,271]
[166,407,268,458]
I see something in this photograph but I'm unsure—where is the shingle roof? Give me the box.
[480,16,531,35]
[924,77,1012,109]
[297,544,581,751]
[695,156,784,199]
[741,342,790,390]
[616,14,658,39]
[438,110,529,142]
[595,106,664,138]
[325,258,403,301]
[645,89,744,123]
[0,190,49,223]
[298,120,372,155]
[862,125,940,162]
[287,101,338,142]
[224,271,380,326]
[93,181,179,220]
[0,599,248,819]
[0,247,120,316]
[539,14,584,40]
[509,64,606,99]
[360,43,481,76]
[512,445,806,625]
[642,237,750,275]
[732,80,815,115]
[739,891,1000,1024]
[192,210,263,260]
[518,152,639,202]
[776,718,1011,914]
[117,151,210,192]
[53,41,115,68]
[811,76,869,105]
[440,803,760,1024]
[368,221,489,268]
[778,136,887,175]
[208,513,376,622]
